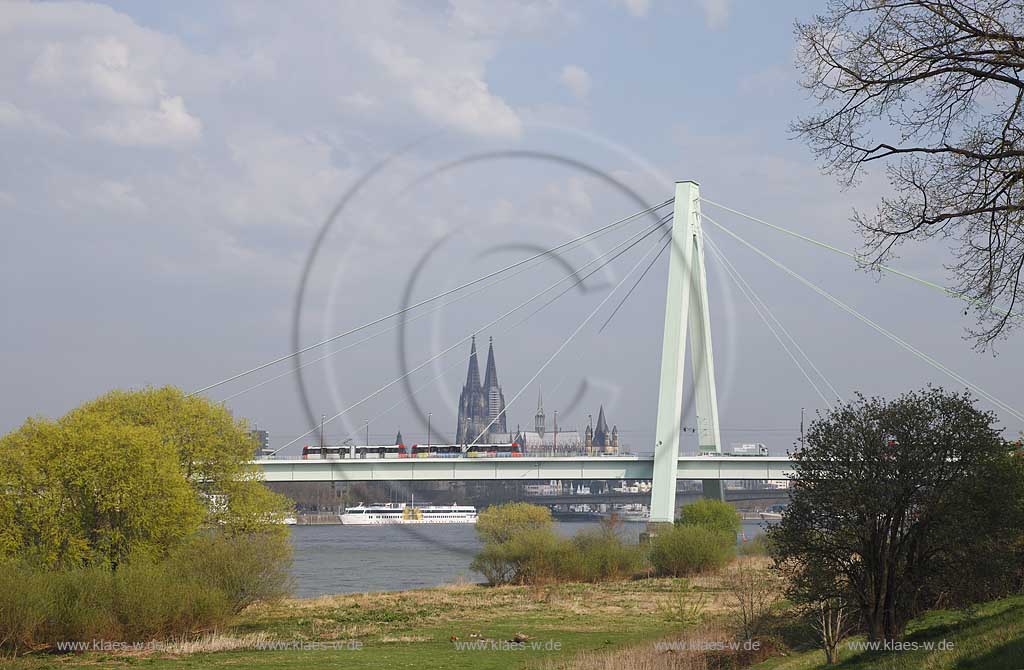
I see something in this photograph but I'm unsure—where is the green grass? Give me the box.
[755,594,1024,670]
[3,578,704,670]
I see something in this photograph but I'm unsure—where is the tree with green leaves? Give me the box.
[676,498,741,535]
[769,387,1024,641]
[0,386,293,566]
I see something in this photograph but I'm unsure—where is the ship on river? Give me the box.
[339,502,478,525]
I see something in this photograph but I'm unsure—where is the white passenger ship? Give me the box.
[339,502,478,525]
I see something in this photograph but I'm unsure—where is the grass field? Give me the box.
[4,562,761,670]
[753,594,1024,670]
[8,559,1022,670]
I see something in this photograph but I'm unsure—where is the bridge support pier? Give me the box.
[701,479,725,501]
[650,180,723,522]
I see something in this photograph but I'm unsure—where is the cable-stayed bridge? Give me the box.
[193,180,1022,523]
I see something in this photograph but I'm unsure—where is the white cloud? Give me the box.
[68,179,147,215]
[367,39,522,138]
[738,65,792,95]
[614,0,651,18]
[560,64,591,100]
[3,2,203,147]
[0,100,66,135]
[697,0,730,30]
[92,95,201,146]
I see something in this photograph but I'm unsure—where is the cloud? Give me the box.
[92,95,201,146]
[614,0,651,18]
[560,64,592,100]
[0,100,66,136]
[68,179,147,215]
[4,2,203,147]
[697,0,730,30]
[367,39,522,139]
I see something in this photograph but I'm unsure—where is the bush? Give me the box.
[169,531,292,612]
[677,499,741,535]
[476,503,553,545]
[649,524,735,577]
[471,506,645,585]
[0,561,50,652]
[471,527,572,585]
[113,559,231,640]
[0,531,291,654]
[569,523,646,582]
[738,533,772,557]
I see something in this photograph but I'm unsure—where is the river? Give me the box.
[288,520,772,598]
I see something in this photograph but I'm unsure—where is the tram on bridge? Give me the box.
[300,442,523,460]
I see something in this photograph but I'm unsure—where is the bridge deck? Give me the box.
[254,456,795,482]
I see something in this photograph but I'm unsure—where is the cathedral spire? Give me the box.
[482,336,499,390]
[534,387,545,438]
[594,405,610,447]
[464,335,481,390]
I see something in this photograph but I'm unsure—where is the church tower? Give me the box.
[482,337,507,435]
[455,336,506,444]
[534,388,545,438]
[593,405,610,448]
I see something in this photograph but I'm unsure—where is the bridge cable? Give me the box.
[191,198,674,397]
[304,218,673,450]
[219,210,670,403]
[598,233,672,333]
[704,232,838,409]
[264,213,672,456]
[467,223,674,446]
[699,197,1015,320]
[507,213,673,330]
[700,212,1024,423]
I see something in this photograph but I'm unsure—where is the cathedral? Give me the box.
[454,336,507,444]
[454,337,619,452]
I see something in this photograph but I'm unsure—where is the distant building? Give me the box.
[455,336,507,444]
[496,390,582,451]
[250,429,272,459]
[584,405,619,454]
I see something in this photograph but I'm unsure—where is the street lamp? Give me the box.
[365,420,369,446]
[427,412,432,449]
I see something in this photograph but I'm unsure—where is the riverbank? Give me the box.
[7,557,773,670]
[9,557,1023,670]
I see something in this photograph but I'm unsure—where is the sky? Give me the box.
[2,0,1021,457]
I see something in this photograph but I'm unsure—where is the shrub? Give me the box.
[472,505,647,585]
[46,564,119,642]
[677,499,741,535]
[738,533,772,557]
[0,530,291,654]
[475,503,553,545]
[471,527,572,585]
[649,524,735,577]
[113,559,231,640]
[0,561,50,652]
[169,531,292,613]
[569,524,646,582]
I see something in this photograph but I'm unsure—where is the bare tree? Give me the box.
[794,0,1024,347]
[810,597,855,664]
[728,563,782,640]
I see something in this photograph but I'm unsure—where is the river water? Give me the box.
[288,520,771,598]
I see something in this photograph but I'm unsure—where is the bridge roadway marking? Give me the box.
[253,456,795,483]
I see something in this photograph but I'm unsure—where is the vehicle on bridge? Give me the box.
[465,443,522,458]
[299,442,522,459]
